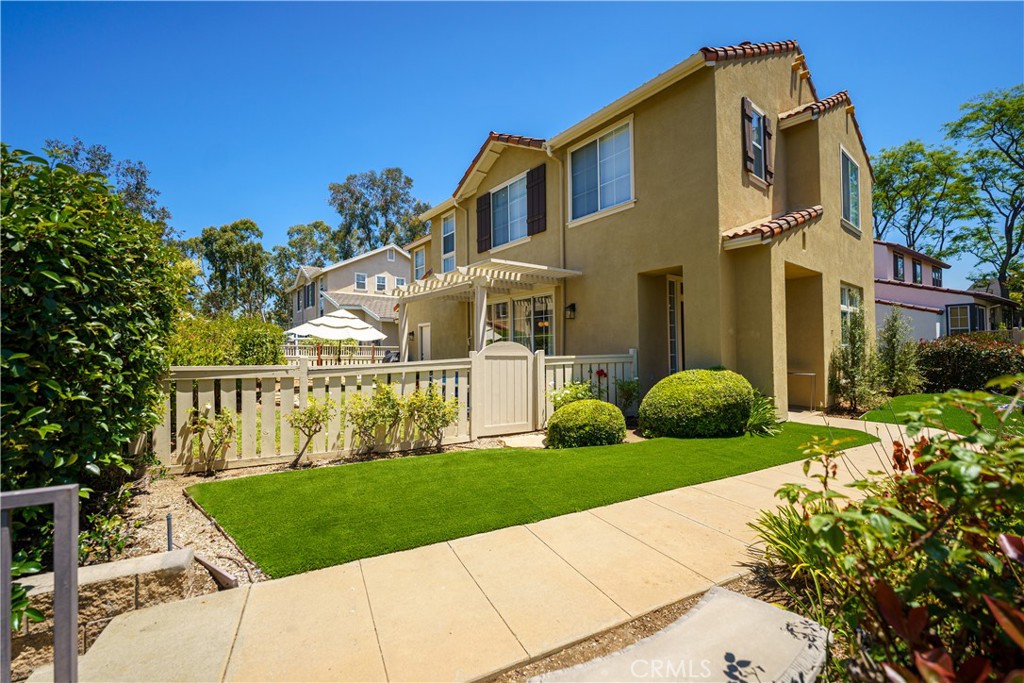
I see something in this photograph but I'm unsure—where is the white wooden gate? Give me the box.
[470,342,540,438]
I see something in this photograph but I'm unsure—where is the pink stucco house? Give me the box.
[873,240,1019,339]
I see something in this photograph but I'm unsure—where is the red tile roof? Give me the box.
[724,206,824,242]
[453,131,546,199]
[875,299,943,315]
[875,279,1019,307]
[699,40,800,62]
[780,91,851,121]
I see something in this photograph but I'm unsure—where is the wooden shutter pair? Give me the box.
[476,163,547,253]
[741,97,775,185]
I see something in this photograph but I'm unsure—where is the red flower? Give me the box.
[596,369,607,379]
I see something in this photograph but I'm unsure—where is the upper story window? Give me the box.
[387,249,395,262]
[492,175,528,248]
[912,259,923,285]
[749,106,766,180]
[355,272,367,291]
[442,214,456,272]
[396,276,406,288]
[570,121,632,221]
[303,282,314,308]
[413,248,425,280]
[841,148,861,229]
[932,266,943,288]
[893,253,905,281]
[319,280,324,316]
[296,291,301,312]
[376,275,387,292]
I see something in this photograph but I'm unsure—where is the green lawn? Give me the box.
[862,393,1023,434]
[189,423,877,578]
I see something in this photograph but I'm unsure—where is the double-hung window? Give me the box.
[570,122,632,221]
[296,291,301,312]
[376,275,387,292]
[387,249,395,262]
[840,283,862,346]
[413,249,425,280]
[749,107,766,180]
[912,259,923,285]
[841,148,861,229]
[932,266,943,287]
[355,273,367,291]
[491,176,528,248]
[442,214,455,272]
[893,253,905,281]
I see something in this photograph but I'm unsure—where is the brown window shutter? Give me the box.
[764,117,775,185]
[476,193,491,253]
[741,97,754,174]
[526,163,547,235]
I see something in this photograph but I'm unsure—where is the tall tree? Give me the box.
[44,137,173,235]
[182,219,273,319]
[871,141,970,254]
[946,85,1024,299]
[328,168,430,253]
[268,220,342,326]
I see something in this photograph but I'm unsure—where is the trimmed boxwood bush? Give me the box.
[639,369,754,438]
[918,335,1024,392]
[546,400,626,449]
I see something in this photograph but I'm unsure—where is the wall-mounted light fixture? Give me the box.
[408,330,416,340]
[565,303,576,320]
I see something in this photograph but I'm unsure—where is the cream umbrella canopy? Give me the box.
[287,309,387,342]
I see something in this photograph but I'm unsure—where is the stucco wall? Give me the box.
[876,303,943,341]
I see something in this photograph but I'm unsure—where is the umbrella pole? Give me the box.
[371,345,376,364]
[316,343,322,367]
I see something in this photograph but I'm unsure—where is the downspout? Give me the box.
[544,142,567,354]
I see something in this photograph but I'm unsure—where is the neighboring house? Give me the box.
[286,244,410,346]
[397,39,875,410]
[874,241,1019,339]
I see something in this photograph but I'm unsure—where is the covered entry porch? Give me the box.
[396,259,582,361]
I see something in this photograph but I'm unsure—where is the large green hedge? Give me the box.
[1,145,186,561]
[168,315,284,366]
[917,335,1024,392]
[546,399,626,449]
[638,369,754,438]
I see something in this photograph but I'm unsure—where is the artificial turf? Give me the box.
[862,393,1023,435]
[189,422,877,578]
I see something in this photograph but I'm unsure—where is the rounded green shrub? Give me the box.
[546,400,626,449]
[638,369,754,438]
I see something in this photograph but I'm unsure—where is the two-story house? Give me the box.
[287,244,410,346]
[396,40,875,410]
[873,240,1019,339]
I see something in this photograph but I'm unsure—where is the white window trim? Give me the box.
[387,249,395,262]
[840,144,861,232]
[395,276,407,288]
[413,248,425,280]
[375,275,387,292]
[355,272,367,291]
[566,115,636,227]
[748,101,767,182]
[441,212,456,272]
[948,304,971,335]
[488,171,529,250]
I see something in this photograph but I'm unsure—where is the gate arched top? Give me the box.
[475,341,535,358]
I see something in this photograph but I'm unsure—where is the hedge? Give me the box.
[168,315,284,366]
[546,400,626,449]
[638,369,754,438]
[917,335,1024,392]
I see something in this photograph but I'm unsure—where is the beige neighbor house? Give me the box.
[287,244,410,347]
[397,39,875,410]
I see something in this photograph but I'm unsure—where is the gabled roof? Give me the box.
[285,244,410,292]
[722,206,824,249]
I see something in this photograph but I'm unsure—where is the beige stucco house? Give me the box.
[397,40,875,410]
[287,244,410,346]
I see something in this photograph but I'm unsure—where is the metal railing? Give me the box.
[2,484,79,683]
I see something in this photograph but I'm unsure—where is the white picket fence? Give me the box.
[281,343,400,366]
[136,345,637,474]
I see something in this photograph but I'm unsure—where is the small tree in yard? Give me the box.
[829,309,880,413]
[345,381,403,455]
[189,404,236,476]
[876,308,924,396]
[404,383,459,452]
[286,397,338,468]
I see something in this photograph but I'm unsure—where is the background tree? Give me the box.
[268,220,343,325]
[328,168,430,253]
[946,85,1024,299]
[181,219,273,318]
[871,141,969,254]
[44,137,173,236]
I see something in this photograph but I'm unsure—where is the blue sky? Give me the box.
[3,1,1022,288]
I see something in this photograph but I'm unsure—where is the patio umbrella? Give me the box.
[287,309,387,342]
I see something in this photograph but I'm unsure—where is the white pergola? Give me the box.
[394,258,582,360]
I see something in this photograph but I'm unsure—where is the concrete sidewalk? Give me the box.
[36,416,903,683]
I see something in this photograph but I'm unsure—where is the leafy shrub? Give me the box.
[404,383,459,452]
[549,381,599,412]
[168,315,284,366]
[286,397,338,467]
[546,400,626,448]
[1,146,187,574]
[751,383,1024,678]
[917,334,1024,391]
[638,369,754,438]
[188,404,237,475]
[614,378,640,416]
[746,392,783,437]
[828,309,882,413]
[345,381,403,454]
[876,308,923,396]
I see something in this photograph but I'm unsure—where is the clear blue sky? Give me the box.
[3,2,1022,288]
